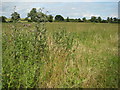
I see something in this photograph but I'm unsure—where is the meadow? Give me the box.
[2,22,118,88]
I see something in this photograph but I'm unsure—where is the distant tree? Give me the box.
[97,17,102,23]
[66,17,69,22]
[48,15,53,22]
[110,17,113,23]
[0,16,7,22]
[55,15,64,22]
[113,17,118,23]
[107,17,110,23]
[78,18,82,22]
[90,16,97,22]
[69,19,74,22]
[118,19,120,23]
[28,8,48,22]
[113,17,117,22]
[27,8,37,22]
[74,18,78,22]
[101,19,107,23]
[24,17,28,21]
[11,12,20,22]
[82,17,86,22]
[37,11,48,22]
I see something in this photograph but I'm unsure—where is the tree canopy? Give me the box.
[66,17,70,22]
[47,15,53,22]
[90,16,97,22]
[82,17,86,22]
[27,8,37,22]
[27,8,52,22]
[0,16,7,22]
[11,12,20,22]
[55,15,64,22]
[97,17,102,23]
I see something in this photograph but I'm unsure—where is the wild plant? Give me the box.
[2,8,49,88]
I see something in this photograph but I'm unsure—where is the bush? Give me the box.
[0,16,7,22]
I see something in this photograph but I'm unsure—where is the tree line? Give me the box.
[0,8,119,23]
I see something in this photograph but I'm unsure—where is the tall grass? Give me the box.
[2,22,118,88]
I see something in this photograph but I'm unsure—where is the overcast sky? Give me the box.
[1,1,119,19]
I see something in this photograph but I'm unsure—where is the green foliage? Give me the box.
[107,17,110,23]
[28,8,48,22]
[55,15,64,22]
[82,17,86,22]
[113,17,118,23]
[0,16,7,22]
[101,19,108,23]
[2,8,119,23]
[78,18,82,22]
[48,15,53,22]
[97,17,102,23]
[2,21,49,88]
[28,8,37,22]
[90,16,97,22]
[107,17,113,23]
[53,28,74,50]
[11,12,20,22]
[2,22,118,88]
[110,17,113,23]
[66,17,70,22]
[24,17,29,21]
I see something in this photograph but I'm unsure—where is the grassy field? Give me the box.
[2,22,118,88]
